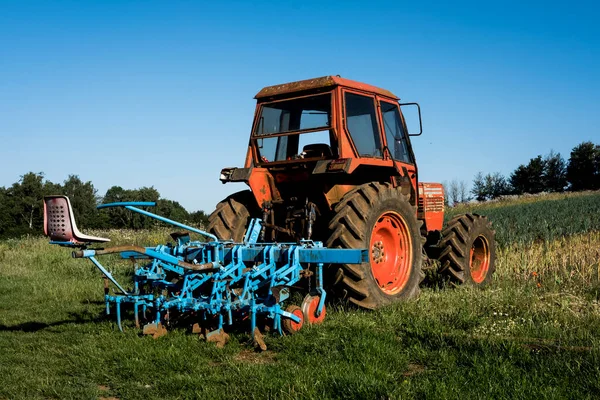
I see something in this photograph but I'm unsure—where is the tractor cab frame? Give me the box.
[219,76,442,241]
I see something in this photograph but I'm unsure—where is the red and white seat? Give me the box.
[43,195,110,244]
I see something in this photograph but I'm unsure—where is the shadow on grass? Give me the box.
[0,310,107,333]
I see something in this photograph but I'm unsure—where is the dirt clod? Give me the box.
[206,329,229,348]
[253,327,267,351]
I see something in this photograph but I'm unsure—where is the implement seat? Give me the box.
[43,195,110,244]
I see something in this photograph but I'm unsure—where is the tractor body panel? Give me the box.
[418,182,445,232]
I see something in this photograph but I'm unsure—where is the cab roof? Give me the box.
[254,76,399,100]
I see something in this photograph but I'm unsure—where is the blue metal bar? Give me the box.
[316,263,326,316]
[124,206,218,241]
[216,247,367,265]
[116,299,123,332]
[96,201,218,241]
[97,201,156,209]
[88,256,129,295]
[49,241,76,246]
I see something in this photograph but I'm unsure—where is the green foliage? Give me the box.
[62,175,100,228]
[0,172,208,238]
[510,155,546,194]
[471,171,511,201]
[543,150,568,192]
[567,141,600,191]
[510,151,568,195]
[448,191,600,246]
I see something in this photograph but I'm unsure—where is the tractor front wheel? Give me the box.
[208,190,258,242]
[437,213,496,285]
[326,182,424,309]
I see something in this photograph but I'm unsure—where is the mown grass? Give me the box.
[1,192,600,399]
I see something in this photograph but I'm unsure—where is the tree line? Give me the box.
[445,141,600,205]
[0,172,209,238]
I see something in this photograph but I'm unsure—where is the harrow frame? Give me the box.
[46,198,367,339]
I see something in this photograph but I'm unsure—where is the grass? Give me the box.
[1,191,600,399]
[448,190,600,246]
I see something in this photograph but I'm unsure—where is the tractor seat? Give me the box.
[43,195,110,244]
[302,143,333,158]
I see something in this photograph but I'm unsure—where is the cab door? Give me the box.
[376,98,418,190]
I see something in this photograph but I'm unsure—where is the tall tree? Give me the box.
[488,172,511,199]
[102,186,130,229]
[567,141,600,191]
[189,210,209,228]
[61,175,98,228]
[509,164,529,195]
[472,172,510,201]
[509,155,546,194]
[11,172,46,230]
[0,187,11,236]
[458,180,470,203]
[448,180,460,206]
[472,172,487,201]
[543,150,568,192]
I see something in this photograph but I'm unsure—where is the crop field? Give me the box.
[1,191,600,399]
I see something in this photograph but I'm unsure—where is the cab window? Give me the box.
[380,101,413,163]
[344,93,382,158]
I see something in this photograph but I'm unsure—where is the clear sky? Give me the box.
[1,0,598,213]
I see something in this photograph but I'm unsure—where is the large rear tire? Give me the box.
[326,182,424,309]
[438,213,496,286]
[208,190,258,241]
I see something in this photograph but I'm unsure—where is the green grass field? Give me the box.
[1,192,600,399]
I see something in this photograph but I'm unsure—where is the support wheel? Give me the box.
[326,182,424,309]
[301,294,326,325]
[282,305,304,335]
[438,213,496,285]
[208,190,259,241]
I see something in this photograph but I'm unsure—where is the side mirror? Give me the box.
[400,102,422,136]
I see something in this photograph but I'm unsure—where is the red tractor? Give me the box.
[209,76,496,309]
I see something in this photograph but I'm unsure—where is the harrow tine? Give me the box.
[116,300,123,333]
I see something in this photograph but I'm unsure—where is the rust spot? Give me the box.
[255,75,398,100]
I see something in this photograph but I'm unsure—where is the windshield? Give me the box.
[254,93,331,136]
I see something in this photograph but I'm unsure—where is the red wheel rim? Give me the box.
[289,309,304,332]
[470,235,490,283]
[370,211,412,295]
[302,295,326,324]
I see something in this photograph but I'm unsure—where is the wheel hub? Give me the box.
[369,212,412,295]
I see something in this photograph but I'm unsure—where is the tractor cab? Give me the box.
[245,76,418,170]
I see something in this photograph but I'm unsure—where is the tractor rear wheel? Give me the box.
[208,190,258,242]
[326,182,424,309]
[437,214,496,285]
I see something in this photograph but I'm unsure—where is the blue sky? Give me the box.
[1,0,598,212]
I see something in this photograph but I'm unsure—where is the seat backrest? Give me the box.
[44,196,77,242]
[302,143,333,158]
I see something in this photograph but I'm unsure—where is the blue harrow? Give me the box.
[44,195,367,344]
